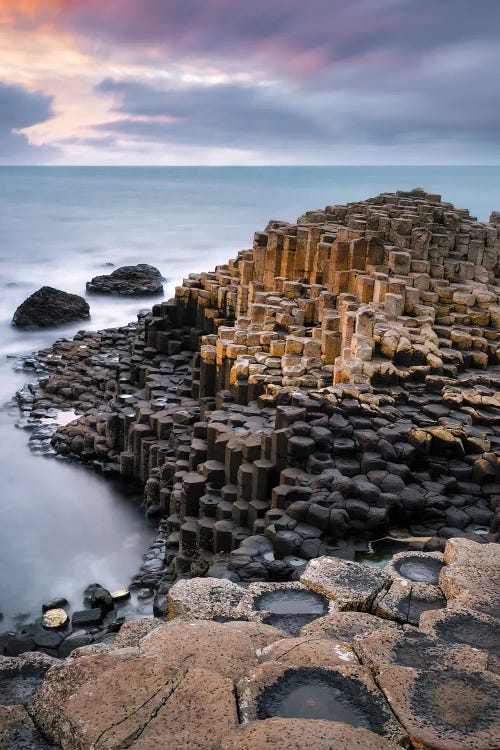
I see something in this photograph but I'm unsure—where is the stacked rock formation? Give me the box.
[20,189,500,588]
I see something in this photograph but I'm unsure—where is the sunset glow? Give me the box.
[0,0,499,164]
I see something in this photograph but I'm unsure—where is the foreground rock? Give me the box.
[300,556,390,610]
[12,287,90,328]
[86,264,163,296]
[0,539,497,750]
[219,719,402,750]
[378,666,500,749]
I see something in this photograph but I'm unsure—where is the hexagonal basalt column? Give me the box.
[300,556,391,611]
[238,662,407,745]
[378,666,500,750]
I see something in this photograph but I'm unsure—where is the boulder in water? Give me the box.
[12,287,90,328]
[86,264,164,296]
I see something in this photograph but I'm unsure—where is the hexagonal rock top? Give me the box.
[219,718,403,750]
[29,621,283,750]
[378,666,500,749]
[353,627,489,675]
[300,556,390,610]
[167,576,244,620]
[238,661,407,746]
[300,610,399,644]
[440,538,500,614]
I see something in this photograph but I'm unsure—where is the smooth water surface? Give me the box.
[0,166,499,626]
[395,556,444,584]
[256,589,328,615]
[257,668,376,728]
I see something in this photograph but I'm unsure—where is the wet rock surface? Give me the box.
[0,538,496,750]
[392,552,444,584]
[379,667,500,749]
[353,626,490,674]
[239,661,407,745]
[0,581,154,660]
[86,264,164,296]
[0,653,57,706]
[0,705,59,750]
[12,287,90,328]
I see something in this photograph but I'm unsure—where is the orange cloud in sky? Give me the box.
[0,1,69,24]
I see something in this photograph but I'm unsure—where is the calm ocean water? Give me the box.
[0,166,499,626]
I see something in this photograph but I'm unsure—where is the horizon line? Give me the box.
[1,163,500,169]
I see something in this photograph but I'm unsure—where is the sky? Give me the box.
[0,0,499,165]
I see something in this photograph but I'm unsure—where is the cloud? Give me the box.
[4,1,500,76]
[93,78,327,150]
[81,49,500,163]
[1,0,499,163]
[0,81,58,163]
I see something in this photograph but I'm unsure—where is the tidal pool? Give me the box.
[255,588,329,636]
[257,667,386,733]
[395,556,444,584]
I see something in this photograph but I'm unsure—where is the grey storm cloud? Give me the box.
[88,52,500,158]
[94,79,329,149]
[0,81,57,163]
[61,0,500,74]
[70,0,500,160]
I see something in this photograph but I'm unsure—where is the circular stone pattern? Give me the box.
[257,667,386,733]
[412,669,498,732]
[394,555,444,584]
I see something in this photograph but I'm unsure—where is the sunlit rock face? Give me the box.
[20,188,498,591]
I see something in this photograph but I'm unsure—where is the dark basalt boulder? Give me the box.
[12,287,90,328]
[86,264,164,296]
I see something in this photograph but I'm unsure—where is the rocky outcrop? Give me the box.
[1,539,493,750]
[16,188,500,596]
[3,186,500,750]
[86,264,163,296]
[12,287,90,328]
[5,187,500,746]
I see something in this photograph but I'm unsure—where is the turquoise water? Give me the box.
[0,166,498,626]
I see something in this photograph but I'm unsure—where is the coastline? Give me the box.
[2,185,499,656]
[0,185,499,748]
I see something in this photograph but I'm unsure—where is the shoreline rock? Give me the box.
[86,263,164,296]
[5,186,500,651]
[12,287,90,328]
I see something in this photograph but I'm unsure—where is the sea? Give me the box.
[0,166,498,628]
